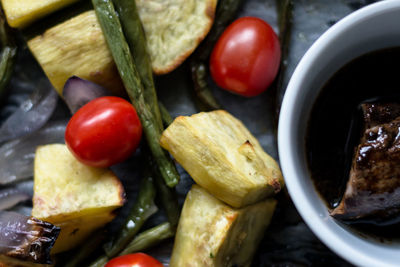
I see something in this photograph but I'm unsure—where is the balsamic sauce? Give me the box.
[306,47,400,240]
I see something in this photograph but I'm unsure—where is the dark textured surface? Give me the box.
[0,0,382,266]
[332,103,400,221]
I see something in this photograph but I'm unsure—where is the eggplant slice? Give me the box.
[0,211,59,265]
[331,102,400,222]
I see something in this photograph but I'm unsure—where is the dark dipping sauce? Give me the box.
[306,47,400,240]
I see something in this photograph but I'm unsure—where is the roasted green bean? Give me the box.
[103,173,157,257]
[64,230,105,267]
[190,0,244,111]
[154,168,180,228]
[113,0,163,130]
[88,255,108,267]
[119,222,174,256]
[92,0,179,187]
[273,0,294,124]
[159,102,173,127]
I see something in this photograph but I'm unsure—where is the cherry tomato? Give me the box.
[210,16,281,97]
[105,253,163,267]
[65,96,142,168]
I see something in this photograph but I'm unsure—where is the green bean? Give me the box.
[88,255,108,267]
[273,0,294,125]
[112,0,180,226]
[159,102,173,127]
[154,168,180,228]
[190,63,221,111]
[63,230,105,267]
[0,12,16,100]
[119,222,174,256]
[190,0,244,111]
[103,172,157,257]
[92,0,179,187]
[113,0,163,130]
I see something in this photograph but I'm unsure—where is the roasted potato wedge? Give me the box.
[160,110,284,208]
[1,0,79,28]
[31,144,125,254]
[170,185,276,267]
[27,10,124,96]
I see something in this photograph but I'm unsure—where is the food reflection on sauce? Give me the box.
[306,47,400,240]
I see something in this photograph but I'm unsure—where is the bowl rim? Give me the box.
[278,1,400,266]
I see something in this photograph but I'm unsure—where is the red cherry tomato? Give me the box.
[65,96,142,168]
[210,16,281,97]
[105,253,163,267]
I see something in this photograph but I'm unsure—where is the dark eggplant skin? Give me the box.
[0,211,60,265]
[331,103,400,222]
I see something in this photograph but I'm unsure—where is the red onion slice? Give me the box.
[0,120,67,185]
[0,80,58,143]
[63,76,111,114]
[0,188,30,211]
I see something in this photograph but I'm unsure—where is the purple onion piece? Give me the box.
[63,76,112,114]
[0,211,59,264]
[0,80,59,143]
[0,188,30,211]
[0,120,67,185]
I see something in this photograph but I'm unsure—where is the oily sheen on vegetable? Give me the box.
[65,96,142,168]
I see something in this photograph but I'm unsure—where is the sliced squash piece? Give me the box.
[27,10,124,96]
[160,110,284,208]
[170,185,276,267]
[31,144,125,254]
[1,0,80,28]
[26,0,217,94]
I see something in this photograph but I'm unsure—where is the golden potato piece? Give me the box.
[160,110,284,208]
[26,0,217,93]
[32,144,125,254]
[136,0,217,74]
[1,0,79,28]
[27,10,124,96]
[170,185,276,267]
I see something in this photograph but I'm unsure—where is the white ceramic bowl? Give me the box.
[278,1,400,266]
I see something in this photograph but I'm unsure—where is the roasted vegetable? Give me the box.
[64,230,106,267]
[273,0,294,123]
[0,10,16,101]
[27,10,124,96]
[0,187,30,211]
[103,172,157,258]
[190,0,244,110]
[113,0,162,130]
[113,0,180,226]
[63,76,111,114]
[31,144,125,254]
[160,110,284,208]
[0,120,67,185]
[92,0,180,187]
[135,0,217,74]
[170,185,276,267]
[119,222,175,256]
[27,0,218,97]
[0,80,58,143]
[1,0,80,28]
[0,211,59,265]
